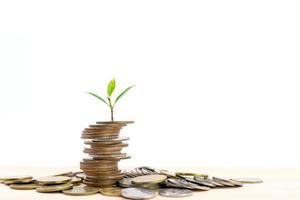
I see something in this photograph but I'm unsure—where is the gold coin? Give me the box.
[36,183,73,193]
[132,175,167,185]
[96,121,133,125]
[4,178,33,185]
[0,175,32,181]
[175,172,208,178]
[63,185,100,196]
[100,187,122,197]
[85,174,124,181]
[83,179,118,187]
[36,176,71,185]
[53,171,73,177]
[71,177,82,185]
[10,183,37,190]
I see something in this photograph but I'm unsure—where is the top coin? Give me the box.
[96,121,134,125]
[132,175,167,185]
[36,176,71,185]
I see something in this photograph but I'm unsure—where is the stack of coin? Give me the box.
[80,121,133,187]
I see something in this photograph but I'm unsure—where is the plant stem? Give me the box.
[108,97,114,122]
[110,107,114,122]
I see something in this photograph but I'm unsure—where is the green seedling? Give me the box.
[87,79,135,121]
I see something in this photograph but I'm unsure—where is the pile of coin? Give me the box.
[117,167,263,199]
[0,167,263,198]
[80,121,133,187]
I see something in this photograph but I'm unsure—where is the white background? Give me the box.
[0,0,299,168]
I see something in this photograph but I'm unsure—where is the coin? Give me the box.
[182,176,215,187]
[212,177,242,187]
[83,149,122,155]
[100,187,122,196]
[62,185,100,196]
[0,175,32,181]
[36,183,73,193]
[83,179,118,187]
[166,178,210,191]
[36,176,71,185]
[71,177,82,185]
[195,177,224,187]
[155,169,177,178]
[85,174,124,181]
[96,121,134,125]
[75,172,86,179]
[89,142,129,148]
[4,178,33,185]
[121,188,156,200]
[132,175,167,185]
[118,178,134,188]
[53,171,73,177]
[10,183,37,190]
[176,172,208,178]
[93,136,129,143]
[230,178,263,184]
[91,153,130,160]
[159,188,193,197]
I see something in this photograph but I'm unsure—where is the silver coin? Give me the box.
[121,188,156,200]
[212,177,242,187]
[195,177,224,187]
[166,178,210,191]
[183,176,215,187]
[119,178,134,188]
[140,168,154,175]
[230,178,263,184]
[159,188,193,197]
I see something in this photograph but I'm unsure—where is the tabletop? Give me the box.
[1,166,300,200]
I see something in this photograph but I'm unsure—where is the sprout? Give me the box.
[87,79,135,121]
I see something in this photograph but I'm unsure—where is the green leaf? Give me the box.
[86,92,109,106]
[113,85,135,107]
[107,79,116,97]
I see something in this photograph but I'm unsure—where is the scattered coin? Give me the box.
[36,176,71,185]
[230,178,263,184]
[62,185,100,196]
[53,171,73,177]
[10,183,37,190]
[212,177,243,187]
[100,187,122,196]
[165,178,210,191]
[0,175,32,181]
[155,169,177,178]
[36,183,73,193]
[195,177,224,187]
[71,177,82,185]
[132,175,167,185]
[176,172,208,178]
[121,188,156,200]
[182,176,215,187]
[118,178,134,188]
[159,188,193,197]
[4,178,33,185]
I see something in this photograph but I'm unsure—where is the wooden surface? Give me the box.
[1,167,300,200]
